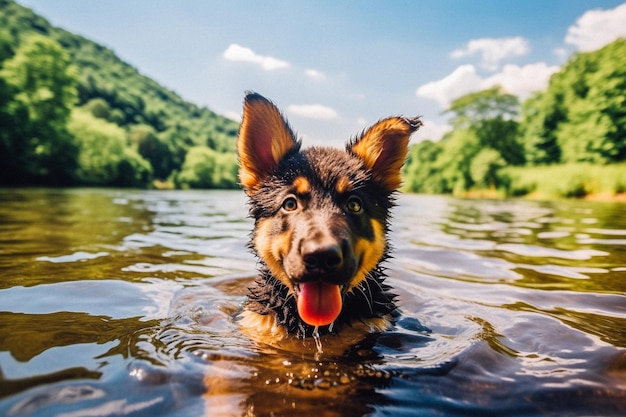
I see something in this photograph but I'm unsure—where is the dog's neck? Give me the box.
[244,264,397,339]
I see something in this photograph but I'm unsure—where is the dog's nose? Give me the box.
[302,244,343,273]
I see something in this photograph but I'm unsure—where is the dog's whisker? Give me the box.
[283,292,295,305]
[354,283,375,315]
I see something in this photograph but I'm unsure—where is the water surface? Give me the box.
[1,188,625,416]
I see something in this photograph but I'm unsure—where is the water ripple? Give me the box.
[2,189,626,416]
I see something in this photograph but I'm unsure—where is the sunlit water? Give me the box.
[1,188,625,416]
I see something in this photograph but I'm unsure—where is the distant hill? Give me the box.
[0,0,239,187]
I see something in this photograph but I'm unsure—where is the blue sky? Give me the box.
[18,0,626,147]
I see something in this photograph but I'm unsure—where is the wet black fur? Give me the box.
[244,145,399,339]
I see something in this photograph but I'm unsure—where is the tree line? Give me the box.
[0,0,239,188]
[404,38,626,198]
[2,1,624,196]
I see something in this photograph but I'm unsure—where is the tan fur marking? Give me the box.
[351,127,386,171]
[253,218,293,291]
[238,310,288,343]
[361,316,394,333]
[293,176,311,195]
[335,176,353,194]
[347,219,386,292]
[239,310,392,353]
[351,117,422,191]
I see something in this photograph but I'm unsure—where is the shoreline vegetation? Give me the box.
[419,163,626,202]
[503,163,626,202]
[1,1,625,203]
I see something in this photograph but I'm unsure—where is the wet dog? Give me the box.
[236,92,422,346]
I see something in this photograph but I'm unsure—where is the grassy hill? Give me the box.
[0,0,239,187]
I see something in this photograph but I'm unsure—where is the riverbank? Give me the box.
[459,188,626,202]
[504,163,626,201]
[449,163,626,202]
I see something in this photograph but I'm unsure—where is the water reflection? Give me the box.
[0,189,625,416]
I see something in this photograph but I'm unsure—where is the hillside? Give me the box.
[0,0,239,187]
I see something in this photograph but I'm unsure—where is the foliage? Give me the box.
[470,148,506,189]
[176,146,238,189]
[131,124,195,182]
[0,34,78,184]
[0,0,239,187]
[518,91,563,165]
[69,109,152,186]
[446,87,524,166]
[503,163,626,199]
[2,0,624,197]
[405,87,522,195]
[521,39,626,165]
[404,140,444,193]
[405,39,626,199]
[447,86,517,128]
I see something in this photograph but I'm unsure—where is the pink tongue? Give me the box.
[296,282,342,327]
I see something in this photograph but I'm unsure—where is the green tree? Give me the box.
[83,97,111,120]
[131,124,188,180]
[176,146,238,189]
[0,0,241,187]
[518,91,563,165]
[446,86,524,165]
[0,28,14,63]
[158,125,193,176]
[403,87,523,195]
[68,109,152,186]
[437,129,482,194]
[470,148,506,189]
[403,140,444,193]
[520,39,626,164]
[0,35,78,184]
[131,125,166,176]
[558,40,626,163]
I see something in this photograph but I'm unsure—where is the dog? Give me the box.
[236,92,422,348]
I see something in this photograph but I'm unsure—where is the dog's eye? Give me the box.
[346,196,363,213]
[282,196,298,212]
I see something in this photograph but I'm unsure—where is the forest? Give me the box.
[403,38,626,199]
[1,0,625,198]
[0,0,239,188]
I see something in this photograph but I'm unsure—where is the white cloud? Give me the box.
[565,3,626,51]
[416,64,482,108]
[451,37,530,71]
[305,68,326,79]
[287,104,338,120]
[416,62,559,109]
[223,43,290,70]
[483,62,559,100]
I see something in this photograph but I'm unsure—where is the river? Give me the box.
[0,188,625,416]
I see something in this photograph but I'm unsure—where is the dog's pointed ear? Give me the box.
[238,92,300,193]
[349,116,422,191]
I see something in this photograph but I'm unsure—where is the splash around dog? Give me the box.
[236,92,422,345]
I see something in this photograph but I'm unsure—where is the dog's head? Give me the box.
[238,92,421,328]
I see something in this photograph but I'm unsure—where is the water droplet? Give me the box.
[312,326,324,360]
